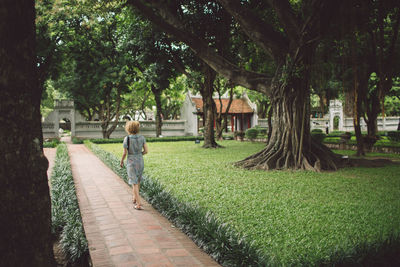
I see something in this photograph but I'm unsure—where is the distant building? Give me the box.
[180,92,257,135]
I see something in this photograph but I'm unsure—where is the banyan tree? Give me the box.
[128,0,347,171]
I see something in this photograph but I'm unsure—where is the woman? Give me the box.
[120,121,148,210]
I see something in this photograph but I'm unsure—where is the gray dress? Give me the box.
[123,135,146,185]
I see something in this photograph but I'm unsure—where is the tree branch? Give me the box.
[216,0,288,59]
[267,0,301,42]
[127,0,271,94]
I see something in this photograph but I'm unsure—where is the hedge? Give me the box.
[387,131,400,142]
[84,141,267,266]
[50,143,88,264]
[89,135,204,144]
[245,128,259,140]
[43,139,60,148]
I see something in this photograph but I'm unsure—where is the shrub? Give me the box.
[72,137,84,144]
[255,125,267,135]
[43,139,60,148]
[311,132,326,143]
[340,132,352,142]
[387,131,400,142]
[90,136,204,144]
[50,143,88,263]
[245,128,259,141]
[327,131,345,137]
[234,131,245,140]
[311,128,323,133]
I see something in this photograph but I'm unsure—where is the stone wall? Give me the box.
[258,116,399,133]
[74,120,186,139]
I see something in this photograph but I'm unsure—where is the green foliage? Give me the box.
[43,139,60,148]
[324,135,400,148]
[71,137,84,144]
[85,141,266,266]
[332,149,400,159]
[311,129,323,133]
[311,131,326,143]
[387,131,400,142]
[254,125,267,135]
[245,128,259,140]
[234,131,245,139]
[327,131,346,137]
[50,143,88,263]
[99,141,400,266]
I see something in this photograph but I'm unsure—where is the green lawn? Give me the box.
[100,140,400,265]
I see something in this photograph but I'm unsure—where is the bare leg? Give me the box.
[132,185,136,204]
[133,184,141,208]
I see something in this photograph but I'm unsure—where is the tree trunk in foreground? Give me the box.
[0,1,54,266]
[236,52,340,171]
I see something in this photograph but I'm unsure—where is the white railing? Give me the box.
[74,120,186,138]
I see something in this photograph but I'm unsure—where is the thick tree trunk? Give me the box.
[215,87,233,140]
[200,66,220,148]
[0,1,54,266]
[151,86,163,137]
[267,106,273,141]
[236,52,340,171]
[353,80,366,156]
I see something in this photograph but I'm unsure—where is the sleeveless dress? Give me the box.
[123,135,146,185]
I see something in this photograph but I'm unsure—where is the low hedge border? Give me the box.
[43,139,60,148]
[50,143,89,264]
[89,136,205,144]
[84,140,267,266]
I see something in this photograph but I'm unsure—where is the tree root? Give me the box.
[235,140,343,171]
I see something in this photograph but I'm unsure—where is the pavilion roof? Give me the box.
[190,97,254,114]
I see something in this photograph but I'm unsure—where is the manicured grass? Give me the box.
[100,140,400,266]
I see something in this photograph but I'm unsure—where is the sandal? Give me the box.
[134,204,143,210]
[132,199,136,204]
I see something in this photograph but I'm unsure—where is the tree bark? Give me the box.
[151,85,163,137]
[267,106,273,141]
[0,0,54,265]
[351,49,366,156]
[215,86,233,141]
[364,90,380,138]
[200,66,220,148]
[236,50,340,171]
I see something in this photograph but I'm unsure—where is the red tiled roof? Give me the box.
[191,97,254,114]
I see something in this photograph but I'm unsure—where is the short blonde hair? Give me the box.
[125,121,140,134]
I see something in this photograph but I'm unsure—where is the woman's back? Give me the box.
[126,135,145,156]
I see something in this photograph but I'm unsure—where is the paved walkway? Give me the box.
[67,144,220,267]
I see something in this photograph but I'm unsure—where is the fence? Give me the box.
[258,117,399,132]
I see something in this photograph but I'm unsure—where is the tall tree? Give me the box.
[128,0,342,170]
[123,11,180,137]
[48,1,135,138]
[0,0,54,265]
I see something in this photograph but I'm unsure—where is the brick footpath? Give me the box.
[67,144,220,267]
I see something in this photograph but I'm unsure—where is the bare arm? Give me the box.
[120,148,127,167]
[142,143,148,155]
